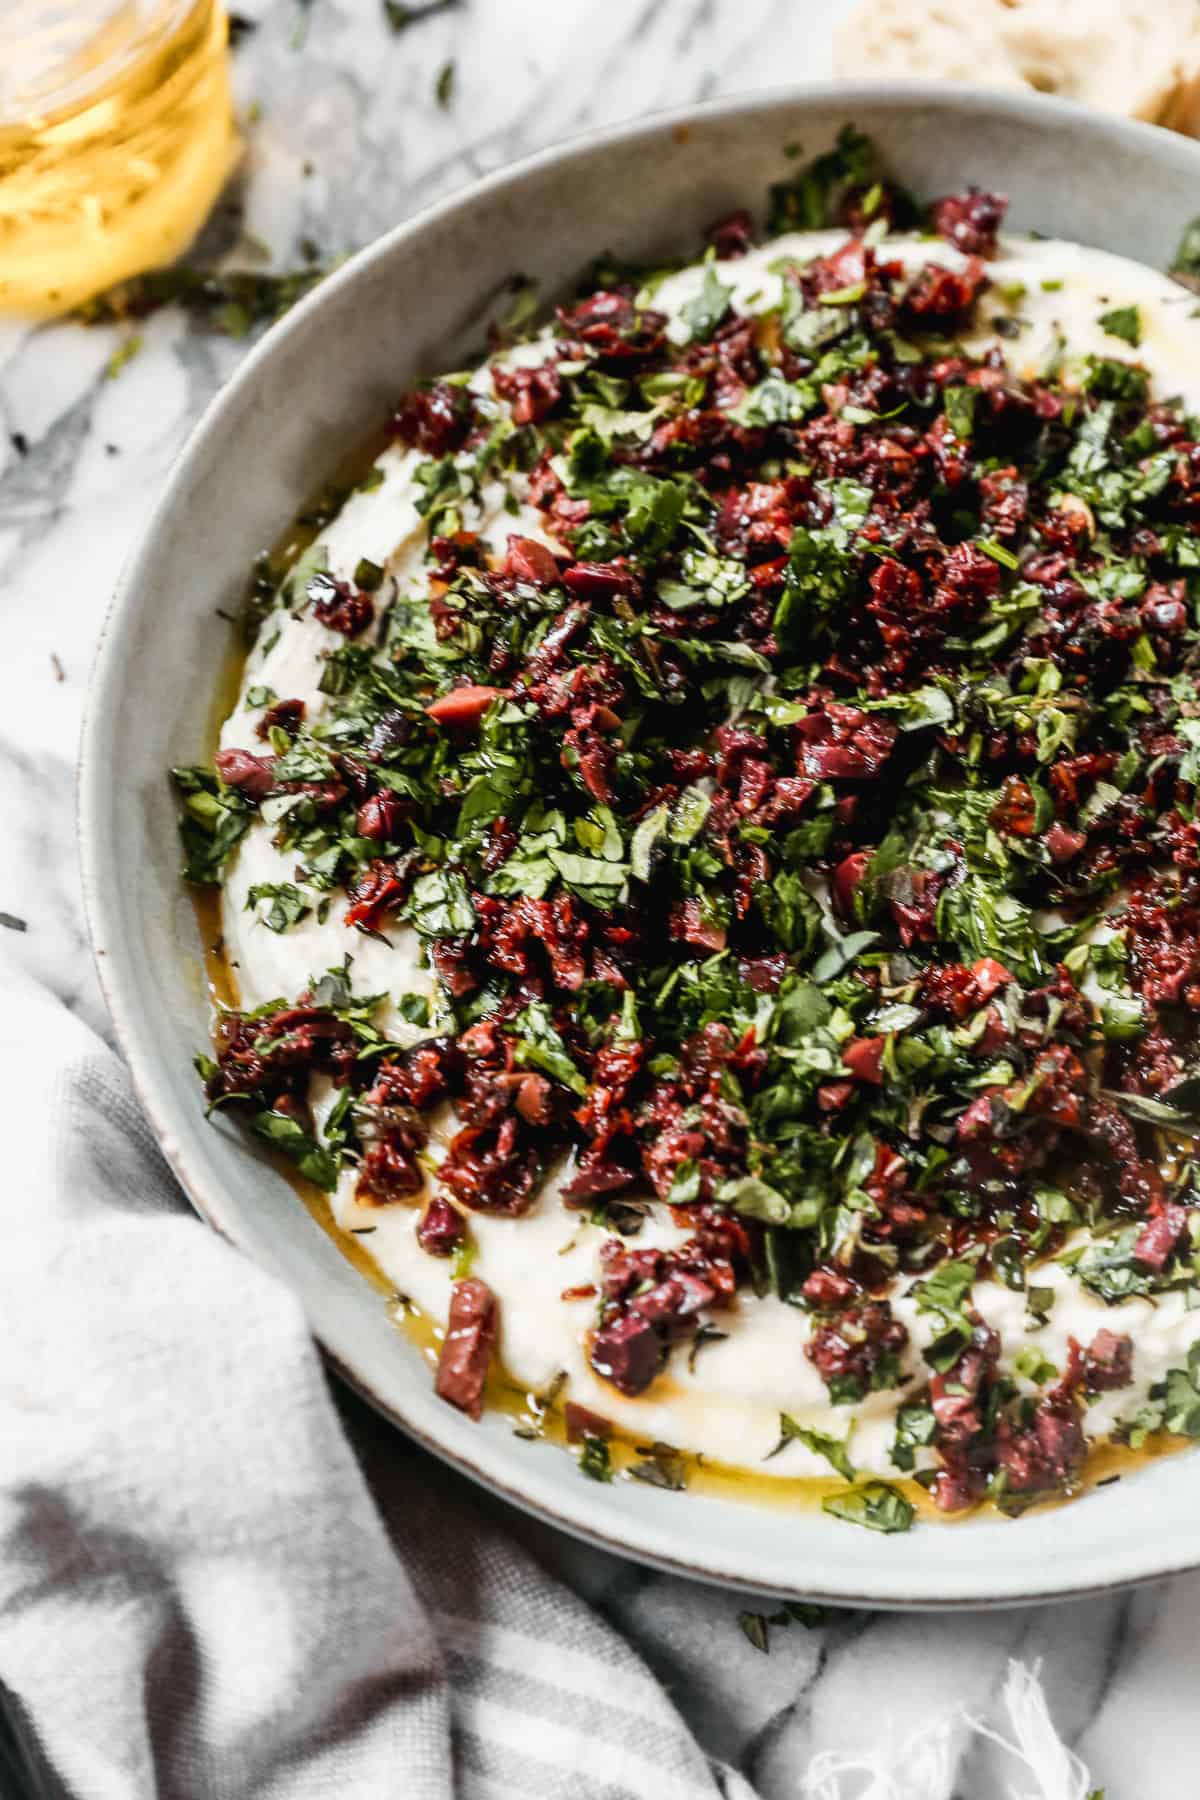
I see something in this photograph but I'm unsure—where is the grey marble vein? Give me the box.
[1,1,1196,1791]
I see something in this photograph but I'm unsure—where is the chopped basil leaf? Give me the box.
[890,1403,936,1473]
[680,268,734,343]
[1097,304,1141,347]
[250,1109,338,1189]
[822,1481,914,1534]
[246,882,311,933]
[764,1412,855,1479]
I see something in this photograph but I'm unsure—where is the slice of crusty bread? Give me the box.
[835,0,1200,136]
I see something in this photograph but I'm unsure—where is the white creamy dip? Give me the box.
[218,229,1200,1481]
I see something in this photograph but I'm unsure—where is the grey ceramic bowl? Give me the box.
[81,83,1200,1607]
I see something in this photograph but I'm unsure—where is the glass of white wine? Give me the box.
[0,0,238,317]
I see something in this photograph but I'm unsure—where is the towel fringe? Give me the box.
[799,1658,1094,1800]
[965,1659,1094,1800]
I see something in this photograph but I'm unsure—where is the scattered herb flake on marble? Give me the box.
[291,0,315,50]
[104,334,143,379]
[383,0,460,31]
[78,264,330,335]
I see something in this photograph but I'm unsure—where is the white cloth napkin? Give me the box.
[0,962,756,1800]
[0,960,1097,1800]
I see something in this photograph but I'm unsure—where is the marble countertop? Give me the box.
[1,1,1195,1791]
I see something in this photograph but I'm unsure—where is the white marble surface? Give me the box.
[1,1,1197,1791]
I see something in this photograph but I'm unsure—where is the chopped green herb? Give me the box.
[822,1482,914,1534]
[578,1434,612,1482]
[890,1403,936,1473]
[1170,215,1200,289]
[738,1611,771,1652]
[246,882,311,933]
[630,1441,688,1490]
[251,1109,337,1189]
[944,384,976,440]
[764,1412,855,1479]
[680,268,735,343]
[1097,304,1141,347]
[383,0,459,29]
[1014,1346,1058,1386]
[105,334,143,379]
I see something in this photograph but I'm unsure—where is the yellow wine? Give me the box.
[0,0,238,317]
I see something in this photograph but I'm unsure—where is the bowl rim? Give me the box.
[79,77,1200,1609]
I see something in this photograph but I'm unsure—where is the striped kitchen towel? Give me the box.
[0,964,1092,1799]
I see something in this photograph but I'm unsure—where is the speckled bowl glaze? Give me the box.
[81,84,1200,1607]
